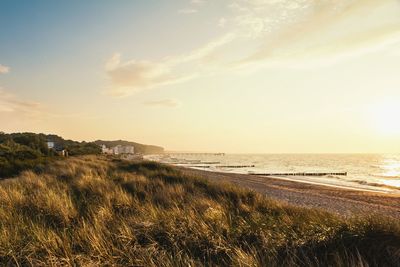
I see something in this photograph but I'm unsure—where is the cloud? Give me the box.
[179,0,206,15]
[216,0,400,66]
[106,0,400,95]
[171,33,235,64]
[0,65,44,122]
[0,88,42,118]
[105,53,195,97]
[143,99,180,108]
[218,17,227,28]
[105,34,235,96]
[0,64,10,74]
[105,54,175,92]
[178,8,198,14]
[232,0,400,67]
[191,0,205,4]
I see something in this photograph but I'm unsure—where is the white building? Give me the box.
[101,144,114,154]
[113,145,122,155]
[47,141,55,149]
[122,146,134,154]
[101,144,135,155]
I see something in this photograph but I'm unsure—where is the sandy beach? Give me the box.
[180,167,400,219]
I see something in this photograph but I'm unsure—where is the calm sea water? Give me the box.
[145,154,400,194]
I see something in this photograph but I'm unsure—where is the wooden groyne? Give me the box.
[166,153,225,156]
[177,161,220,165]
[251,172,347,177]
[188,165,255,169]
[190,165,211,168]
[218,165,255,168]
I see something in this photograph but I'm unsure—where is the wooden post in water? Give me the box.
[250,172,347,177]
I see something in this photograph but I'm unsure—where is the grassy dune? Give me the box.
[0,156,399,266]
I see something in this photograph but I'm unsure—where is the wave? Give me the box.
[309,175,400,190]
[349,179,400,190]
[370,164,384,169]
[371,174,400,179]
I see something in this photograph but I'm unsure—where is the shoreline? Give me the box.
[254,175,395,194]
[178,166,400,219]
[192,167,399,194]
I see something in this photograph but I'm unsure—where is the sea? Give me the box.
[144,153,400,194]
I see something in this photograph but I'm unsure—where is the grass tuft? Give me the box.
[0,156,398,266]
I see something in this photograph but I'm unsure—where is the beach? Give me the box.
[148,153,400,193]
[179,167,400,219]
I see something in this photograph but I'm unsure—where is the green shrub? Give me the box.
[0,132,101,178]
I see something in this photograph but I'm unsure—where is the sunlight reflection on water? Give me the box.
[380,155,400,187]
[147,153,400,192]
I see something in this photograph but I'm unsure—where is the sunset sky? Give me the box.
[1,0,400,153]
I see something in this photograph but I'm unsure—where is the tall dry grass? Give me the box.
[0,156,398,266]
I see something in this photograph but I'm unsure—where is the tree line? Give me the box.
[0,132,101,178]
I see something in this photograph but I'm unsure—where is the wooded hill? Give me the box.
[94,140,164,154]
[0,132,101,177]
[0,132,164,178]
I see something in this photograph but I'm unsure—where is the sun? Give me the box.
[369,100,400,136]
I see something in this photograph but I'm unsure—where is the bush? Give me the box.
[0,132,101,178]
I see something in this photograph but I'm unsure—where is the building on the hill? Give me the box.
[112,145,121,155]
[122,145,134,154]
[46,140,68,157]
[58,149,68,157]
[46,141,55,149]
[101,144,135,155]
[101,144,113,154]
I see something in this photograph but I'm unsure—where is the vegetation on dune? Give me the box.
[0,156,399,266]
[0,132,101,178]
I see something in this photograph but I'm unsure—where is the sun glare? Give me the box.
[369,101,400,135]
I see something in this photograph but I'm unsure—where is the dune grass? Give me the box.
[0,156,398,266]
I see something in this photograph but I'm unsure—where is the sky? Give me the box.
[1,0,400,153]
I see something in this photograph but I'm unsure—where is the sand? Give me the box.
[179,167,400,219]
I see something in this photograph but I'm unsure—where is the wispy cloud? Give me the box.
[0,64,10,74]
[143,99,180,108]
[178,8,198,14]
[229,0,400,66]
[0,65,44,123]
[232,0,400,67]
[218,17,227,28]
[106,0,400,95]
[0,88,42,118]
[179,0,206,15]
[105,34,234,96]
[105,53,195,97]
[191,0,205,4]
